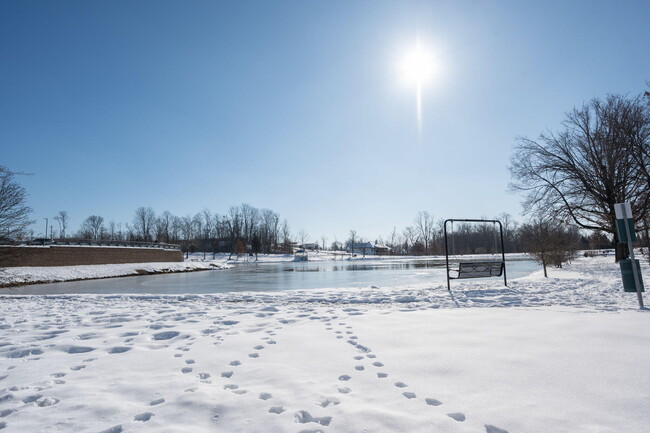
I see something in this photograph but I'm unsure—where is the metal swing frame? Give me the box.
[443,219,507,291]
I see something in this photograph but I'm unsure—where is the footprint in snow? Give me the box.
[197,373,211,380]
[224,384,239,390]
[98,425,122,433]
[259,392,272,400]
[133,412,154,422]
[248,353,259,358]
[355,366,364,371]
[337,387,351,394]
[152,331,180,341]
[402,392,416,399]
[268,406,285,414]
[221,371,233,378]
[185,359,195,364]
[294,410,332,426]
[377,372,388,378]
[372,362,384,367]
[338,375,351,381]
[447,412,465,422]
[318,398,340,407]
[425,398,442,406]
[230,360,241,366]
[36,397,59,407]
[22,394,42,404]
[232,389,247,395]
[485,425,509,433]
[181,367,193,374]
[149,398,165,406]
[394,382,408,388]
[66,346,95,354]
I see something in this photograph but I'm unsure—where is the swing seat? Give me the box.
[449,261,504,279]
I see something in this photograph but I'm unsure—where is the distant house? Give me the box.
[302,243,319,251]
[348,242,391,256]
[374,245,391,255]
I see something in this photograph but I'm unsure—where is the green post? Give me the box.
[615,203,644,308]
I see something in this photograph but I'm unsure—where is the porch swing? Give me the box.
[443,219,507,290]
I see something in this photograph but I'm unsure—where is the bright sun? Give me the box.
[398,40,437,135]
[399,42,436,88]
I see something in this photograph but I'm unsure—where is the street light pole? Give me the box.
[44,218,48,239]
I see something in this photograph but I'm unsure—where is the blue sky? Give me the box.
[1,0,649,242]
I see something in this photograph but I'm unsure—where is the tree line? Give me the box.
[50,204,292,257]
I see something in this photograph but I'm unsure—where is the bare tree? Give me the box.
[261,209,280,253]
[402,226,416,254]
[348,230,357,253]
[414,211,434,252]
[132,207,156,241]
[520,219,581,277]
[496,212,519,253]
[0,166,33,241]
[510,94,650,261]
[53,211,69,239]
[156,211,174,243]
[107,220,117,240]
[81,215,105,240]
[320,235,328,251]
[241,203,259,243]
[200,209,213,258]
[298,230,309,247]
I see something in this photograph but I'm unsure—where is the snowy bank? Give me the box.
[0,261,232,288]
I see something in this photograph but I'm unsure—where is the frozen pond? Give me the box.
[9,258,541,295]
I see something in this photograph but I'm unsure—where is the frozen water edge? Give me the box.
[0,256,648,433]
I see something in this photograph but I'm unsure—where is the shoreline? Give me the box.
[0,266,216,290]
[0,261,233,290]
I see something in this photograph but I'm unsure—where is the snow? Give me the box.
[0,261,232,287]
[0,256,649,433]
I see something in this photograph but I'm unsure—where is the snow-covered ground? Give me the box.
[0,261,233,287]
[0,256,649,433]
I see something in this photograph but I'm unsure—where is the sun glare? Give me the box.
[399,41,436,88]
[398,40,437,136]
